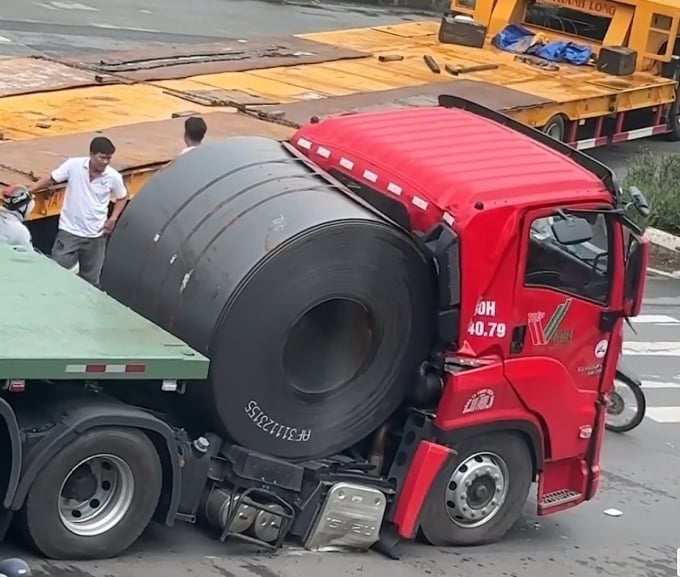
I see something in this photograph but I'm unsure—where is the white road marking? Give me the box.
[0,36,12,44]
[646,407,680,423]
[622,342,680,356]
[632,314,680,324]
[91,23,161,32]
[640,380,680,389]
[647,267,680,279]
[49,1,99,9]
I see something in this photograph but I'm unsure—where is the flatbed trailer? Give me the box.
[1,0,680,225]
[1,245,209,381]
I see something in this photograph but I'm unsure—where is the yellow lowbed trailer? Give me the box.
[2,0,680,222]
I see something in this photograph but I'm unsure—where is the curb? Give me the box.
[646,227,680,278]
[646,227,680,253]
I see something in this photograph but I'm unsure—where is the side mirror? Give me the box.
[629,186,650,218]
[624,234,649,317]
[551,215,593,245]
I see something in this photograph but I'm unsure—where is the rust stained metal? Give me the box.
[0,112,295,220]
[50,36,369,82]
[167,89,279,107]
[0,58,96,97]
[252,80,555,126]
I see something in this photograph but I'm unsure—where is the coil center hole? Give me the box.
[283,298,375,397]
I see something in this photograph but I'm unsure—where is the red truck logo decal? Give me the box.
[527,298,573,346]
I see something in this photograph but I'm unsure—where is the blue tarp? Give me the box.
[492,24,593,66]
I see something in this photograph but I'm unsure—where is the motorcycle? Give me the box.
[605,363,647,433]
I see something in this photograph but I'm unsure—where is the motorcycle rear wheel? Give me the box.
[606,378,646,433]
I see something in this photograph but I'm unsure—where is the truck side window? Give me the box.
[525,212,611,305]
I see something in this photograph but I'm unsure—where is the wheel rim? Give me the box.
[444,451,510,529]
[606,379,639,429]
[58,454,135,537]
[544,122,563,140]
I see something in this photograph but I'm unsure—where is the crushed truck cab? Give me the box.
[0,98,648,561]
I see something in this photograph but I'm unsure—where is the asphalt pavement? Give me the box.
[1,2,679,576]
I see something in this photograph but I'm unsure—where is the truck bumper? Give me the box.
[390,440,453,539]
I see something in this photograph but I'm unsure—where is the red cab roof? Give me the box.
[293,106,610,220]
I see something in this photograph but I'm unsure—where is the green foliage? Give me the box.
[623,152,680,235]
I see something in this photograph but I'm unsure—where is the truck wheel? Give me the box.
[18,427,162,560]
[419,433,532,546]
[541,115,566,141]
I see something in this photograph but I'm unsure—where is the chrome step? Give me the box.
[539,489,582,510]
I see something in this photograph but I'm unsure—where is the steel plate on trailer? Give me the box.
[0,111,295,187]
[0,58,96,97]
[253,80,555,126]
[53,36,370,82]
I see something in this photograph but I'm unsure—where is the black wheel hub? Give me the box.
[468,477,495,509]
[62,465,97,501]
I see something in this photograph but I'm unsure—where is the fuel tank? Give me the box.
[101,137,436,460]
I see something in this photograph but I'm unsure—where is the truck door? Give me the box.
[506,207,618,461]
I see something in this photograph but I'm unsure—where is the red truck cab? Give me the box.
[292,95,649,546]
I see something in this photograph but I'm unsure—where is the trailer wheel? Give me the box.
[541,115,566,141]
[18,427,162,560]
[419,433,532,546]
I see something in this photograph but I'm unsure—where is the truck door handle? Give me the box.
[511,325,527,354]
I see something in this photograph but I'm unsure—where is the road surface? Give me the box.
[1,2,679,576]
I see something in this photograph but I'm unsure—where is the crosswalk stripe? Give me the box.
[622,342,680,356]
[633,314,680,324]
[640,381,680,389]
[646,407,680,423]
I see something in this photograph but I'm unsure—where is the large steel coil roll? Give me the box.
[101,136,436,460]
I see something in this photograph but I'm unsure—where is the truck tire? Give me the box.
[419,433,532,546]
[541,115,566,141]
[18,427,162,560]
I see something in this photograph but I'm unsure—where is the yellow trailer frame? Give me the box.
[0,0,678,221]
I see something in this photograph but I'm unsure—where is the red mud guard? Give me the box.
[391,441,453,539]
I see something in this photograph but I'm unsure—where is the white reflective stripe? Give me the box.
[624,127,655,140]
[412,196,428,210]
[297,137,312,150]
[622,342,680,356]
[316,146,331,158]
[387,182,402,196]
[363,169,378,183]
[443,212,454,226]
[106,365,127,373]
[575,138,597,150]
[339,157,354,170]
[65,364,87,373]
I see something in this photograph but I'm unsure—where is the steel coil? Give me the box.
[101,137,435,460]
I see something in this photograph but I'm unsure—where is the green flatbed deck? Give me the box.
[1,245,210,380]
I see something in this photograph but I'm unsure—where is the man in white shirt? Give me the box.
[29,136,129,286]
[180,116,207,155]
[0,185,35,252]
